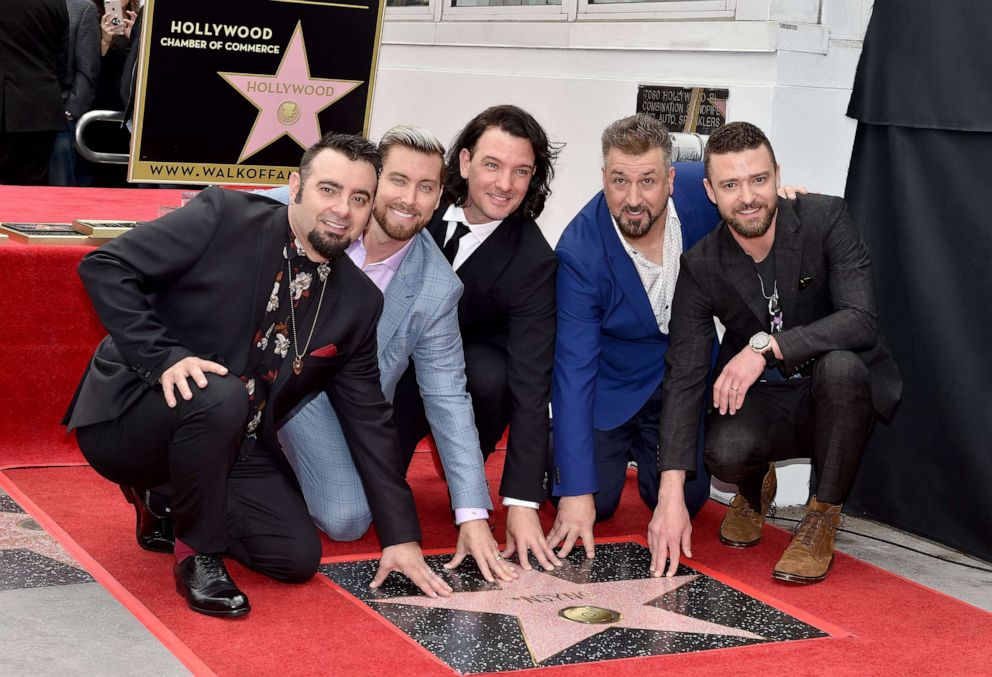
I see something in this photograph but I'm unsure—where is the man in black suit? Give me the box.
[0,0,69,184]
[648,122,901,584]
[393,105,563,570]
[64,134,452,617]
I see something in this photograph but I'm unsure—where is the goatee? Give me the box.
[613,207,660,239]
[308,229,350,261]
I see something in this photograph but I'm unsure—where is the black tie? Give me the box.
[442,223,471,264]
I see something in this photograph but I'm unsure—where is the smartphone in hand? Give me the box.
[104,0,125,35]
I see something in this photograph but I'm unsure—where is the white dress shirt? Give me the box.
[442,205,503,271]
[611,197,683,334]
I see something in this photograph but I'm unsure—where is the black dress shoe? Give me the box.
[120,485,175,554]
[174,554,251,618]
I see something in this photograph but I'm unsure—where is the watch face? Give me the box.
[750,332,771,351]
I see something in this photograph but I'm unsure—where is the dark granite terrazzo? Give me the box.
[0,549,94,591]
[320,541,831,673]
[0,492,26,514]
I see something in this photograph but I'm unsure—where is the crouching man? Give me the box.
[649,122,901,584]
[63,133,452,617]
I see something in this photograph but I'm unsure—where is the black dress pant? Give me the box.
[704,350,874,508]
[393,341,511,471]
[76,373,320,582]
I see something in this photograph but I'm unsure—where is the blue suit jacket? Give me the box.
[261,186,491,510]
[551,162,719,496]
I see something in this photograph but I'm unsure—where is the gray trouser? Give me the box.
[278,393,372,541]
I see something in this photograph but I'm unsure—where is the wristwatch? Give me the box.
[749,331,778,367]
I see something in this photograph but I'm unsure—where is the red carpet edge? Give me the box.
[0,469,218,677]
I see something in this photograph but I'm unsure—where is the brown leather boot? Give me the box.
[773,496,843,584]
[719,463,777,547]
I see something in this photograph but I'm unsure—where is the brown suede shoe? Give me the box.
[719,463,777,547]
[773,496,843,584]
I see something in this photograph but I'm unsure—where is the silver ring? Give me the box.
[494,553,504,561]
[730,385,740,391]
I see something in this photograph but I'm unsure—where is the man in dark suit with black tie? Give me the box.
[0,0,69,184]
[648,122,901,584]
[392,105,563,570]
[64,133,452,617]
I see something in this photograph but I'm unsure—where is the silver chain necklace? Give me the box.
[288,260,330,375]
[756,271,780,316]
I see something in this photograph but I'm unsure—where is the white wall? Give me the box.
[368,0,874,505]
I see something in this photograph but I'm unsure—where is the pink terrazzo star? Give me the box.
[377,568,764,664]
[0,512,79,567]
[219,22,363,163]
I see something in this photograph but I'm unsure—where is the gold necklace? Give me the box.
[288,259,330,375]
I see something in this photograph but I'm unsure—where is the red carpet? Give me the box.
[3,187,992,673]
[3,455,992,677]
[1,186,186,467]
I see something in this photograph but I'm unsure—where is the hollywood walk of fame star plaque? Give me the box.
[320,541,838,674]
[128,0,384,185]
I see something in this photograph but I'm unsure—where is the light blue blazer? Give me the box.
[262,185,491,510]
[373,230,492,510]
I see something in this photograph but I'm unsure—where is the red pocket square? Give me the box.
[310,343,338,358]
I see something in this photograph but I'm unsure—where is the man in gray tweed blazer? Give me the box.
[49,0,101,185]
[268,126,516,585]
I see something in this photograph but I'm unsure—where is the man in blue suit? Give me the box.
[268,127,516,585]
[547,115,719,558]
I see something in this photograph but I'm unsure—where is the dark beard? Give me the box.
[307,228,350,261]
[727,200,777,239]
[613,207,660,239]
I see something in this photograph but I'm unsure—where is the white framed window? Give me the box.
[384,0,434,21]
[577,0,734,21]
[385,0,566,21]
[384,0,736,24]
[441,0,567,20]
[452,0,560,6]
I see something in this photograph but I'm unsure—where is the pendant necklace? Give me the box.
[757,271,780,317]
[288,260,330,375]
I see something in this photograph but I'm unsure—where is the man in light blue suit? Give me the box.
[265,127,516,584]
[546,115,719,558]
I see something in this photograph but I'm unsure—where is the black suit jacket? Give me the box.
[0,0,68,132]
[427,204,557,503]
[63,187,421,547]
[659,194,902,471]
[64,0,101,120]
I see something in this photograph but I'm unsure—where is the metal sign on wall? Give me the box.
[636,86,729,135]
[129,0,385,185]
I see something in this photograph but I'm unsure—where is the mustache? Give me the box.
[735,199,768,213]
[387,202,418,215]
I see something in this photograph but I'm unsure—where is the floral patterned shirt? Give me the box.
[240,233,328,440]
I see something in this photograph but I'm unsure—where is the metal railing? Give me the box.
[75,110,129,165]
[71,115,707,166]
